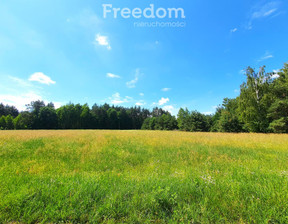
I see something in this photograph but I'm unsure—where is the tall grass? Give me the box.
[0,130,288,223]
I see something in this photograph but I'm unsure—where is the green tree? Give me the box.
[217,98,243,132]
[0,115,6,130]
[39,107,58,129]
[14,112,30,129]
[141,118,151,130]
[188,111,209,132]
[56,105,70,129]
[80,104,92,129]
[268,63,288,133]
[238,66,272,132]
[26,100,46,114]
[177,108,190,131]
[14,114,24,129]
[5,115,14,130]
[107,108,118,129]
[26,100,46,129]
[118,109,130,129]
[56,104,82,129]
[149,117,157,130]
[0,103,19,117]
[163,114,177,130]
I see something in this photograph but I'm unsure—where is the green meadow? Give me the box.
[0,130,288,223]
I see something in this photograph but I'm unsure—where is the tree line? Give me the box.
[0,101,172,130]
[1,62,287,133]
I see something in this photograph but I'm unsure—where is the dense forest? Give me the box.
[1,62,287,133]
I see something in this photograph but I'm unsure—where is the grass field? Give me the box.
[0,130,288,223]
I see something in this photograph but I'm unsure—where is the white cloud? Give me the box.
[106,73,121,78]
[108,92,133,105]
[53,102,63,109]
[0,91,43,111]
[158,97,170,106]
[271,73,280,79]
[162,105,178,116]
[0,75,62,111]
[94,34,111,50]
[0,92,62,111]
[29,72,56,85]
[139,93,144,96]
[258,51,273,62]
[271,69,280,79]
[230,28,238,33]
[161,88,171,92]
[126,69,142,88]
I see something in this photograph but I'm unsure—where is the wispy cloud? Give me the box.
[94,34,111,50]
[257,51,274,62]
[106,73,121,78]
[135,100,146,106]
[139,93,144,96]
[126,69,142,88]
[161,88,171,92]
[28,72,56,85]
[239,69,246,75]
[8,76,33,87]
[135,40,161,51]
[230,28,238,33]
[108,92,133,105]
[252,4,278,19]
[78,9,102,28]
[158,97,170,106]
[247,1,281,29]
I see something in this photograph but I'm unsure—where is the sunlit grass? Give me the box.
[0,130,288,223]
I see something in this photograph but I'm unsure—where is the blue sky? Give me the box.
[0,0,287,115]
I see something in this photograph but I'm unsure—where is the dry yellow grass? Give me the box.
[1,130,287,150]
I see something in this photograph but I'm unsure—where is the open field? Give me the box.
[0,130,288,223]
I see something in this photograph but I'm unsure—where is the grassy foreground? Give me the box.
[0,131,288,223]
